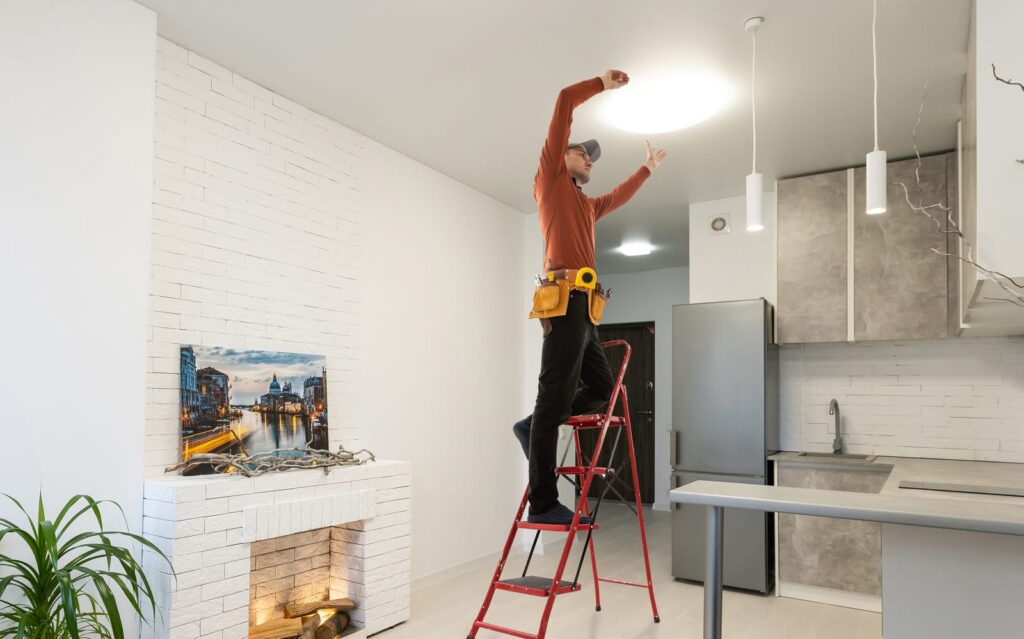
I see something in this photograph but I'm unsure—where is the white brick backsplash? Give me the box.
[146,39,363,477]
[781,336,1024,459]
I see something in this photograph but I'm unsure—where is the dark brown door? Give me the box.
[577,322,655,504]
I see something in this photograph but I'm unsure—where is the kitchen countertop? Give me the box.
[770,451,1024,506]
[670,480,1024,536]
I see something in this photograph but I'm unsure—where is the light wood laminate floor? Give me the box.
[373,503,882,638]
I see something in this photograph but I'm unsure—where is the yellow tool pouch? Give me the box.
[589,289,608,325]
[528,280,571,320]
[528,267,609,325]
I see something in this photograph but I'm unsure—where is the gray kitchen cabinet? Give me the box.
[777,153,958,343]
[776,461,891,606]
[853,154,952,341]
[777,169,849,344]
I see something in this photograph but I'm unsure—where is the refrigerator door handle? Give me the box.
[671,473,681,511]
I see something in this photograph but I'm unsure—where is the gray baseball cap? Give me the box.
[567,139,601,163]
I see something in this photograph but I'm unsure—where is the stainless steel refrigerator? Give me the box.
[670,299,778,593]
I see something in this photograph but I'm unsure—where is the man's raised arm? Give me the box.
[592,139,667,221]
[537,70,630,178]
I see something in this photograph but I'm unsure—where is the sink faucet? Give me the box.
[829,399,842,454]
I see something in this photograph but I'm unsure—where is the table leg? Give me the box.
[705,505,724,639]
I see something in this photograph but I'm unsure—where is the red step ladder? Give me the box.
[467,340,660,639]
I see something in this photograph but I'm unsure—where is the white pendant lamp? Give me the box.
[745,17,764,232]
[866,0,887,214]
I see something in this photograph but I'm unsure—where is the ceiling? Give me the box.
[137,0,972,274]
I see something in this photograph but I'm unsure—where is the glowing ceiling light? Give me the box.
[618,241,654,256]
[602,71,734,134]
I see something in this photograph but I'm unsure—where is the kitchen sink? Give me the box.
[797,451,877,462]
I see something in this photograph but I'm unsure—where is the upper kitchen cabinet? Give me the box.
[777,169,849,344]
[777,154,958,344]
[853,154,954,341]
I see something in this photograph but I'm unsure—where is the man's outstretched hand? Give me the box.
[601,69,629,90]
[644,140,667,172]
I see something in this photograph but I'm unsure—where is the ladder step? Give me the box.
[556,465,610,476]
[516,521,599,532]
[566,414,625,429]
[495,575,582,597]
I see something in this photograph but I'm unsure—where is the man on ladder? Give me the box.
[520,70,667,526]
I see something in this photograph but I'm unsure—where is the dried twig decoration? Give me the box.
[165,444,376,477]
[898,74,1024,307]
[992,63,1024,94]
[991,64,1024,165]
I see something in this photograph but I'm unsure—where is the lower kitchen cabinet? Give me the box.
[775,460,893,611]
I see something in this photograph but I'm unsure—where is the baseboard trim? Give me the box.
[778,581,881,613]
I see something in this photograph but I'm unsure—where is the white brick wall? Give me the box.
[145,37,364,476]
[780,336,1024,461]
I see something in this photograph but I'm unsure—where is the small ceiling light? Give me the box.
[745,16,765,232]
[866,0,887,215]
[619,241,654,256]
[602,71,733,134]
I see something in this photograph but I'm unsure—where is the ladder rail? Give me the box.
[621,389,661,621]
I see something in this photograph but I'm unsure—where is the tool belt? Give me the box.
[528,267,610,325]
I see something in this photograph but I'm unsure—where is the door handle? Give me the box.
[636,410,653,415]
[669,430,678,467]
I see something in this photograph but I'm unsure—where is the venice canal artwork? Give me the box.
[180,345,329,474]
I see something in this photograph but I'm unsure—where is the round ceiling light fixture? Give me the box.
[618,241,654,257]
[601,71,734,134]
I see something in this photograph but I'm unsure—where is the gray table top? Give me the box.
[670,480,1024,536]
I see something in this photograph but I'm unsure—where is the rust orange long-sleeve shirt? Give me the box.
[534,77,651,272]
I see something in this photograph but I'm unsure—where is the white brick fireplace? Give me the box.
[141,461,411,638]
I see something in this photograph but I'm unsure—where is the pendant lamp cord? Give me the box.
[872,0,879,152]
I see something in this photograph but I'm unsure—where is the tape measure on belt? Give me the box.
[543,267,598,290]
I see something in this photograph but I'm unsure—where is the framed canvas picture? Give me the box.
[180,345,329,473]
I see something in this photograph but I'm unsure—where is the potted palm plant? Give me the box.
[0,493,171,639]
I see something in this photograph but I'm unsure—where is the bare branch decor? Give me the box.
[898,69,1024,307]
[164,444,376,477]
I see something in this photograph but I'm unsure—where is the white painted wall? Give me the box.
[0,0,156,635]
[363,139,527,582]
[974,0,1024,278]
[597,267,689,511]
[688,192,777,305]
